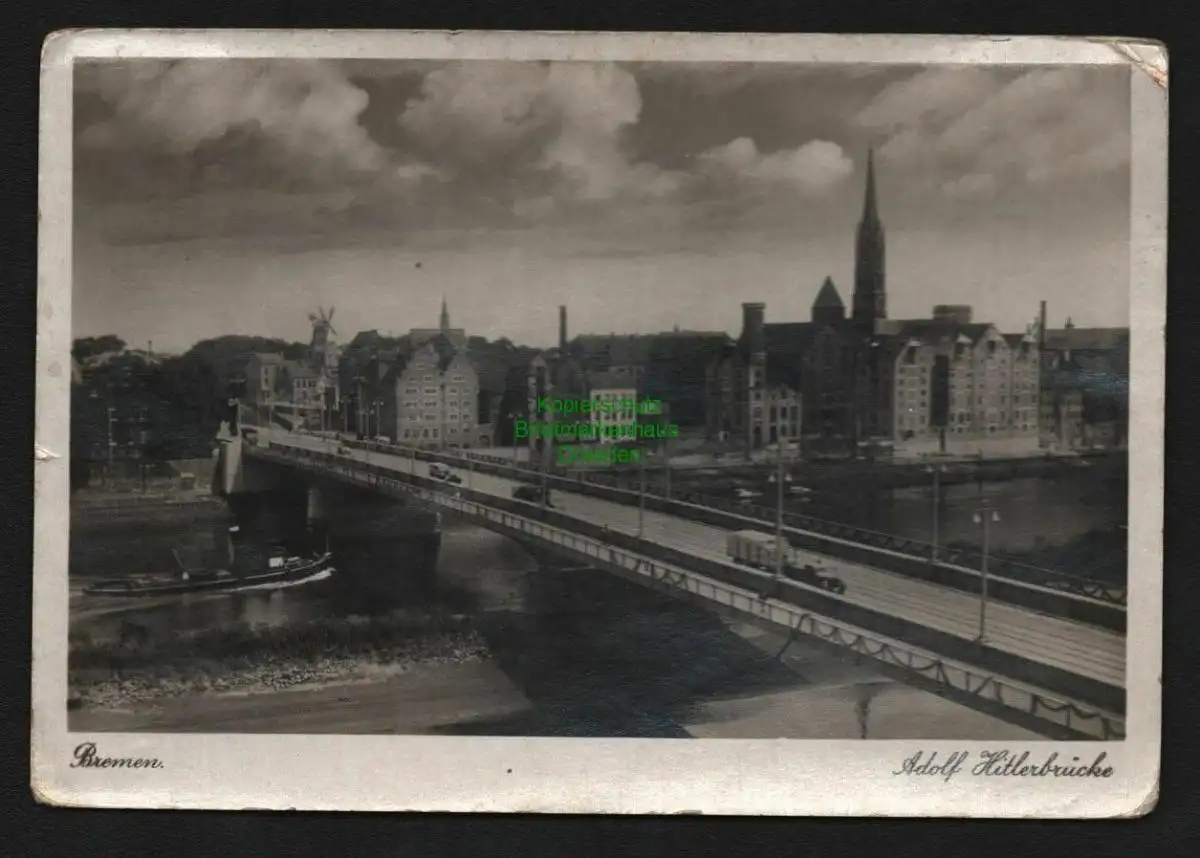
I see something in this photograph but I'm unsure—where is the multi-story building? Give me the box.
[238,352,284,411]
[234,311,342,429]
[875,306,1041,450]
[1039,317,1129,450]
[706,151,1042,457]
[706,302,804,451]
[383,302,480,448]
[585,369,641,443]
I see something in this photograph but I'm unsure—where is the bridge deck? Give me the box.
[267,433,1125,691]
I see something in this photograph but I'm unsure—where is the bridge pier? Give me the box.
[216,435,443,600]
[306,484,329,530]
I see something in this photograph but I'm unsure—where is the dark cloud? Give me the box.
[73,59,1128,249]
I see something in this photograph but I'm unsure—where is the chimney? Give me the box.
[932,305,973,324]
[741,302,766,356]
[559,305,568,352]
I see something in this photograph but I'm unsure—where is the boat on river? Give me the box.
[83,551,334,598]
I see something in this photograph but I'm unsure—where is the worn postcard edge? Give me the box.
[32,30,1166,816]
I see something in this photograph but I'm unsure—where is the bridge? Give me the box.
[215,425,1126,741]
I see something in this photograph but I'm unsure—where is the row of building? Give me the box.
[235,300,673,457]
[232,153,1128,460]
[705,151,1129,459]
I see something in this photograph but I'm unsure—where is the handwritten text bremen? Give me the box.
[70,742,164,770]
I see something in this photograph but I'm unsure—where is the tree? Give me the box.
[72,335,127,363]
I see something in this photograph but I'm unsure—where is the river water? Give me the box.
[72,515,1049,739]
[804,466,1126,554]
[70,465,1124,737]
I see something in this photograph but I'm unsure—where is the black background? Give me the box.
[1,0,1193,854]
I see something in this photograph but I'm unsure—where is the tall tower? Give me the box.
[853,149,887,331]
[439,296,450,331]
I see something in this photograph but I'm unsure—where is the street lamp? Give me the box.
[506,412,520,464]
[638,450,647,538]
[540,440,549,509]
[926,464,946,562]
[771,445,789,581]
[971,505,1002,643]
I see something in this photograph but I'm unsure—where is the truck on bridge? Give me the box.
[725,530,846,595]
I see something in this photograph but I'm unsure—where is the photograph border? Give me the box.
[33,29,1166,816]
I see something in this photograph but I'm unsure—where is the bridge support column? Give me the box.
[306,484,329,527]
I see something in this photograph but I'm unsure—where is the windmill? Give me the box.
[308,306,341,375]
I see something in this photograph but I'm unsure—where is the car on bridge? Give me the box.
[784,562,846,595]
[725,530,846,595]
[512,485,553,507]
[731,487,763,503]
[428,463,463,484]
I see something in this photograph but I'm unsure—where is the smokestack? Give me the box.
[932,305,973,324]
[741,302,766,356]
[1039,301,1047,349]
[559,305,568,351]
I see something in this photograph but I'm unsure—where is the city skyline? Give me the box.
[74,59,1131,352]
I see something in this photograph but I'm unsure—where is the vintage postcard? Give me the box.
[34,30,1165,815]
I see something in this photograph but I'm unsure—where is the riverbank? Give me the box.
[68,608,488,710]
[67,618,1040,740]
[595,450,1126,493]
[71,489,235,580]
[961,526,1128,586]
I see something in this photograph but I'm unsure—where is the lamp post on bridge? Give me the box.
[971,503,1001,643]
[768,443,793,582]
[540,440,549,510]
[506,412,520,465]
[926,463,946,562]
[664,449,672,500]
[638,449,647,538]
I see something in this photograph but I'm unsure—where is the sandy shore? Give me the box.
[70,622,1040,740]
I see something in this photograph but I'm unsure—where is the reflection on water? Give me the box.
[805,469,1125,553]
[71,520,1049,738]
[72,522,532,642]
[73,467,1126,643]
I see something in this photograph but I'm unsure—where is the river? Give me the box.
[70,517,1044,739]
[806,466,1126,554]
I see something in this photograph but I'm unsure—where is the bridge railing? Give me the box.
[329,438,1126,628]
[250,443,1124,741]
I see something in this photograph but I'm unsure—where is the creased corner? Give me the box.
[34,444,60,463]
[1107,41,1168,89]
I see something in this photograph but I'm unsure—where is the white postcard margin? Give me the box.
[32,30,1166,816]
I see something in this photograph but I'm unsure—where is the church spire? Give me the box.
[439,296,450,330]
[853,148,887,329]
[862,148,880,223]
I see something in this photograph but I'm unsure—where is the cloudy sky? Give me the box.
[73,59,1131,353]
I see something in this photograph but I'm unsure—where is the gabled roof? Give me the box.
[428,332,460,373]
[882,320,994,345]
[282,360,317,380]
[571,333,658,367]
[1043,327,1128,352]
[763,321,831,362]
[812,276,844,309]
[587,369,639,391]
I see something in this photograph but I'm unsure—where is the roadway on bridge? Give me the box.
[265,432,1125,691]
